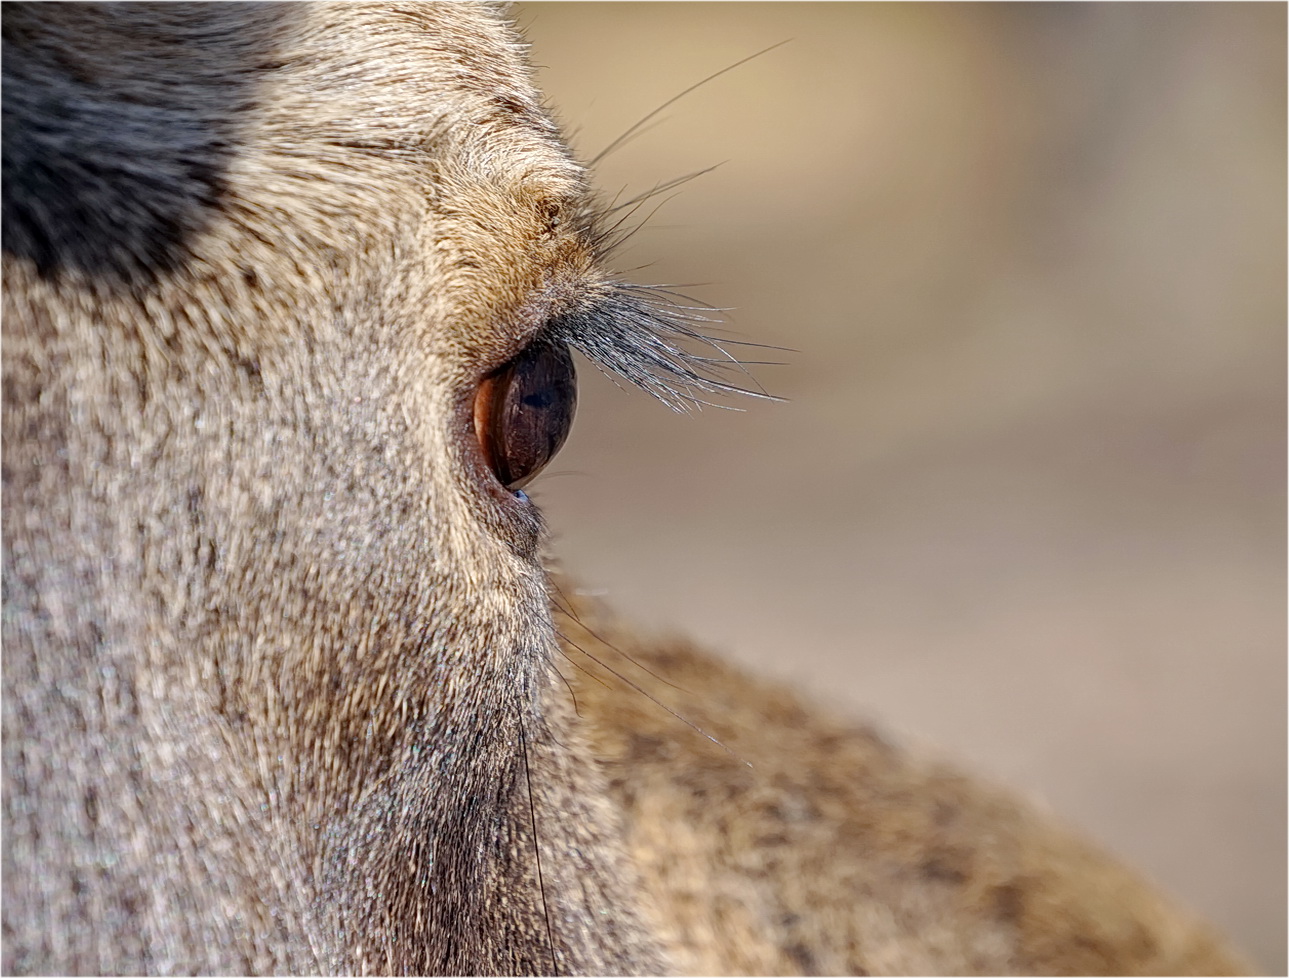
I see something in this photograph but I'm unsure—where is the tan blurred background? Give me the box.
[514,4,1285,971]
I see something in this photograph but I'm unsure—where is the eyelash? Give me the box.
[470,202,781,494]
[547,281,778,412]
[535,192,781,412]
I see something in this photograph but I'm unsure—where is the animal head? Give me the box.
[3,3,730,970]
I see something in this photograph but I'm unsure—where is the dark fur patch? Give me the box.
[1,5,290,283]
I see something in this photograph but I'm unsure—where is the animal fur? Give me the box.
[1,2,1246,974]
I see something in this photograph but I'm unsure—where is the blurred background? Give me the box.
[514,4,1285,970]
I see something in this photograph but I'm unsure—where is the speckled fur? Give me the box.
[1,3,1245,975]
[557,598,1245,976]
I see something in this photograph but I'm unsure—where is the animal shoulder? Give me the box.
[1,3,1246,975]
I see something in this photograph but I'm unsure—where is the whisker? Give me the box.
[602,164,725,217]
[592,195,661,248]
[590,39,792,167]
[517,714,559,976]
[550,593,689,695]
[585,116,671,161]
[561,633,752,769]
[553,638,612,690]
[594,191,689,258]
[551,662,584,719]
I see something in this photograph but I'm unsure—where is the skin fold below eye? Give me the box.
[473,340,577,491]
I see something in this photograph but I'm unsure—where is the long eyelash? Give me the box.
[552,125,791,409]
[548,272,786,412]
[540,39,793,412]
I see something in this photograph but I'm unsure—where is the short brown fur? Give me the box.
[1,3,1246,974]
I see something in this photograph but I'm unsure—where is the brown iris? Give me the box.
[473,340,577,491]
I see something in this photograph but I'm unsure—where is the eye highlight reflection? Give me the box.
[473,340,577,491]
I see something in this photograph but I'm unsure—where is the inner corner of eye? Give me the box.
[472,340,578,492]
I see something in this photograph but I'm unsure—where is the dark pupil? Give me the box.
[477,341,577,490]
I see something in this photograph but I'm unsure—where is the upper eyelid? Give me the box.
[473,281,583,378]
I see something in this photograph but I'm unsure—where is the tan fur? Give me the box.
[1,3,1246,974]
[558,599,1244,976]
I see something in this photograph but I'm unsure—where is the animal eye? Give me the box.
[473,340,577,491]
